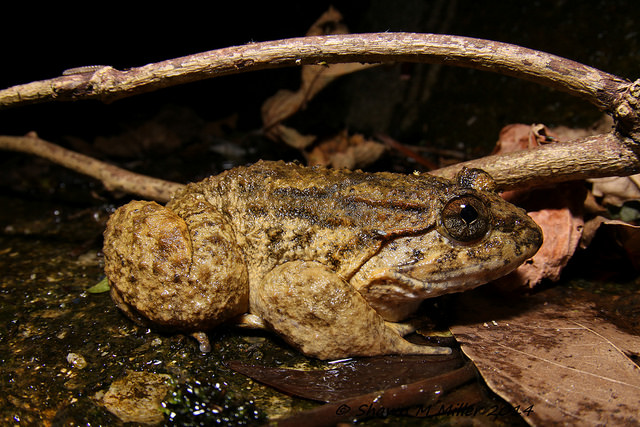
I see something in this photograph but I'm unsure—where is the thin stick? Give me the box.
[0,134,183,202]
[0,33,630,112]
[1,131,638,201]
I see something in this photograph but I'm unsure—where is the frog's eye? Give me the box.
[441,195,491,242]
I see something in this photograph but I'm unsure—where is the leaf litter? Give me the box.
[449,118,640,425]
[495,118,639,289]
[260,7,385,168]
[450,287,640,426]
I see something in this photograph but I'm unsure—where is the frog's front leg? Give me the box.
[103,196,249,332]
[250,260,451,360]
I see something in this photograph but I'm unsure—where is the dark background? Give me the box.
[2,1,639,184]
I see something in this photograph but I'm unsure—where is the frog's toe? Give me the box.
[394,341,452,355]
[191,332,212,353]
[233,313,269,330]
[385,320,416,336]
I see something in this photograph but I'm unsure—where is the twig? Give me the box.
[430,131,640,190]
[0,33,631,114]
[0,134,183,202]
[1,130,637,200]
[376,133,439,170]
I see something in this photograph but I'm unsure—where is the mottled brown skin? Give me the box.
[103,160,542,359]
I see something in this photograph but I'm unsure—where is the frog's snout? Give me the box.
[524,215,544,258]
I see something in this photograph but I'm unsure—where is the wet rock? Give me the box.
[100,370,172,424]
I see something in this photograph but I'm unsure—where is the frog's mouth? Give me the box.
[366,227,540,292]
[393,253,527,296]
[350,212,543,322]
[353,251,532,323]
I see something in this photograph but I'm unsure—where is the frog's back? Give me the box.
[171,160,454,281]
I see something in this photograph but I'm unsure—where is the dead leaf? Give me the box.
[521,207,583,284]
[261,7,375,145]
[251,363,478,426]
[583,191,610,216]
[306,130,386,169]
[450,290,640,426]
[305,6,347,37]
[588,175,640,207]
[261,89,306,135]
[274,124,317,150]
[227,354,462,402]
[491,123,557,155]
[376,133,439,170]
[498,184,585,289]
[581,216,640,269]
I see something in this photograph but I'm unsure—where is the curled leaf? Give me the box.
[260,7,375,146]
[588,175,640,207]
[305,130,386,169]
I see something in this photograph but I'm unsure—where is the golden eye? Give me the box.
[441,195,491,242]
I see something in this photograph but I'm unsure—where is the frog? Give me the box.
[103,160,542,360]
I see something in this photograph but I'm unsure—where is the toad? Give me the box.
[103,161,542,359]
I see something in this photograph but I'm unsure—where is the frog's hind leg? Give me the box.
[103,198,249,332]
[251,260,451,360]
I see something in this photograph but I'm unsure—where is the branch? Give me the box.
[431,132,640,190]
[2,131,638,201]
[2,33,640,199]
[0,33,631,113]
[0,134,183,202]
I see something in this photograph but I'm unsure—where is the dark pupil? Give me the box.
[459,204,478,224]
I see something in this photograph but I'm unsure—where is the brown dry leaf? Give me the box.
[495,124,584,288]
[506,205,583,287]
[588,175,640,207]
[305,130,386,169]
[227,354,462,403]
[261,89,306,135]
[269,364,478,426]
[491,123,557,154]
[497,184,585,288]
[581,216,640,269]
[451,291,640,426]
[275,124,317,150]
[261,7,375,144]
